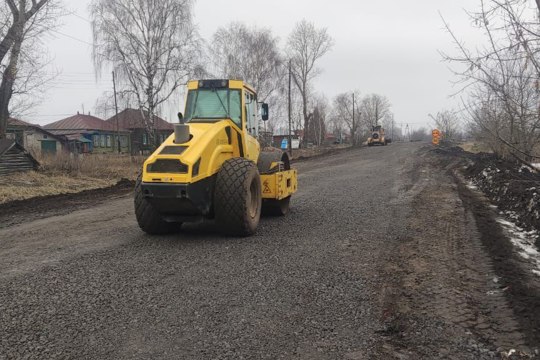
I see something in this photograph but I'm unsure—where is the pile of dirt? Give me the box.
[463,153,540,235]
[431,145,540,246]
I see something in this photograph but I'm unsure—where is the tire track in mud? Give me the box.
[375,148,535,359]
[455,173,540,353]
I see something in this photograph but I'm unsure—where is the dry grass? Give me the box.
[36,152,145,180]
[0,171,114,203]
[459,142,493,154]
[1,145,353,204]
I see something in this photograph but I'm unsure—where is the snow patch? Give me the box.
[466,181,478,190]
[496,216,540,275]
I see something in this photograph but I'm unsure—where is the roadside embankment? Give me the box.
[432,146,539,242]
[0,178,135,229]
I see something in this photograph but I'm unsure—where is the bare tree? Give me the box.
[0,0,59,139]
[209,22,284,103]
[91,0,201,148]
[410,127,430,142]
[208,22,287,139]
[441,0,540,163]
[327,112,346,143]
[306,93,328,146]
[94,89,136,119]
[286,19,333,147]
[286,84,306,137]
[381,113,396,141]
[429,110,461,140]
[360,94,392,130]
[0,0,50,64]
[331,91,363,146]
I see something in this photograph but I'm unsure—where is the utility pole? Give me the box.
[352,92,355,146]
[405,124,410,142]
[391,113,394,141]
[288,59,292,156]
[112,71,120,153]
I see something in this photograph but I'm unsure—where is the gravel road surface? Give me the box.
[0,143,537,359]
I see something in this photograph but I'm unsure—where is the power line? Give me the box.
[53,72,97,75]
[70,11,92,24]
[51,74,99,78]
[48,81,112,85]
[50,29,93,46]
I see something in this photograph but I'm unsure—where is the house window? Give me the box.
[142,133,148,145]
[106,135,112,148]
[121,135,128,147]
[93,135,100,147]
[100,135,106,147]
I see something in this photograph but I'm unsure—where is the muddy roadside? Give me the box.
[376,145,539,358]
[436,146,540,240]
[0,178,135,229]
[289,144,357,162]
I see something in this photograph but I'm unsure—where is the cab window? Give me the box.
[245,91,258,135]
[185,89,242,128]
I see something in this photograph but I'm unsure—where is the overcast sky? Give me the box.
[32,0,482,132]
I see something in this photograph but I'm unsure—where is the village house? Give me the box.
[44,112,130,154]
[106,109,173,155]
[6,118,66,155]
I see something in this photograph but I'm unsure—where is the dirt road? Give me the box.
[0,143,538,359]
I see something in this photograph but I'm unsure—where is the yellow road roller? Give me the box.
[367,125,387,146]
[135,79,298,236]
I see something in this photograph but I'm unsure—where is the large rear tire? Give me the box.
[214,158,262,236]
[134,177,182,235]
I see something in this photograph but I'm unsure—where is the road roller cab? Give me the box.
[367,125,387,146]
[135,79,298,236]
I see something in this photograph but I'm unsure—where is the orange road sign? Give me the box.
[432,129,441,145]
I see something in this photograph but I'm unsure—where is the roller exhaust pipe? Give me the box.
[174,112,190,144]
[174,124,190,144]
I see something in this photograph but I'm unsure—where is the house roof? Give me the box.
[44,113,114,132]
[8,118,66,142]
[106,109,173,131]
[8,118,34,127]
